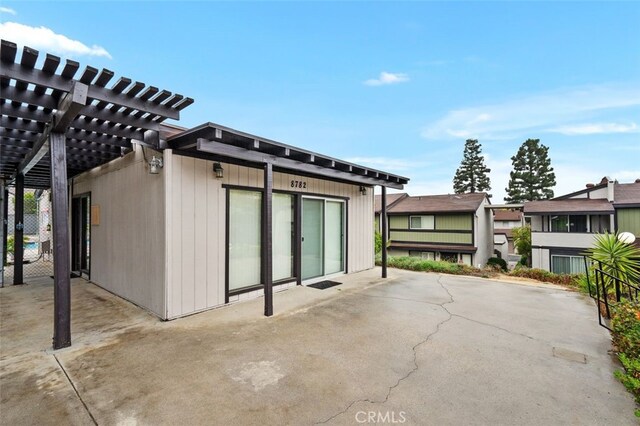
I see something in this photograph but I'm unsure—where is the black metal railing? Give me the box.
[584,255,640,330]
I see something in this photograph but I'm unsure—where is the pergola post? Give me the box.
[50,132,71,349]
[262,162,274,317]
[1,182,6,287]
[13,173,24,285]
[381,186,388,279]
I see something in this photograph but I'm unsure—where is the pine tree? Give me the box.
[453,139,492,195]
[504,139,556,203]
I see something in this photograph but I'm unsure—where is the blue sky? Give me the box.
[1,1,639,201]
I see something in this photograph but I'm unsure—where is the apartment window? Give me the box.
[408,251,435,260]
[590,215,611,233]
[550,215,587,232]
[409,215,435,230]
[551,255,586,275]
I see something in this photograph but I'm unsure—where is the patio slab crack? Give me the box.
[314,275,454,425]
[53,354,98,426]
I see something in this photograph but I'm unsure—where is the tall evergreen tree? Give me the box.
[504,139,556,203]
[453,139,491,195]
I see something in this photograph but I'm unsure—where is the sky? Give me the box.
[1,1,639,202]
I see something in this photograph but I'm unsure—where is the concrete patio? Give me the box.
[1,268,636,425]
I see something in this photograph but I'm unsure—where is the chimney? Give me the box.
[607,179,615,202]
[586,183,594,188]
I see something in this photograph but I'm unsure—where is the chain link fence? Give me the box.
[4,188,54,283]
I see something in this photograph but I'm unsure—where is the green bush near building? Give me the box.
[612,300,640,417]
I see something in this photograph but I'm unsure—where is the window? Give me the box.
[409,251,435,260]
[409,215,434,230]
[273,193,294,282]
[550,215,587,233]
[591,215,611,233]
[551,255,586,275]
[228,190,262,292]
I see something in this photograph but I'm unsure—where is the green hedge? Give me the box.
[508,267,582,286]
[612,300,640,416]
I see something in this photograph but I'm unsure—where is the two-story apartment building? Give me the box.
[525,177,640,274]
[379,192,493,267]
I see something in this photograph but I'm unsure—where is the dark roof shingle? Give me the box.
[524,199,614,215]
[614,182,640,205]
[388,193,488,214]
[374,193,409,213]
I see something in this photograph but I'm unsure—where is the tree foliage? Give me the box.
[453,139,491,195]
[512,225,532,266]
[505,139,556,203]
[24,193,37,214]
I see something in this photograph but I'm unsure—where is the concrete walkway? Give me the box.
[0,269,636,425]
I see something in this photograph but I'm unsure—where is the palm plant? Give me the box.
[586,232,640,295]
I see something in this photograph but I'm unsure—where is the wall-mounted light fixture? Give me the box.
[148,156,163,174]
[359,185,367,195]
[213,162,224,179]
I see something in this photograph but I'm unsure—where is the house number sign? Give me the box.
[290,180,308,189]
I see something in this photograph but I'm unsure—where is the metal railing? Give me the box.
[584,255,640,330]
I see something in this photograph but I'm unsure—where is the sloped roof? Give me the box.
[524,199,614,215]
[388,192,488,214]
[494,228,514,238]
[374,193,408,213]
[494,210,522,221]
[614,182,640,205]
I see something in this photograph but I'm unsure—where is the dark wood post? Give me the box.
[262,162,273,317]
[50,132,71,349]
[1,183,7,287]
[13,173,24,285]
[381,186,388,278]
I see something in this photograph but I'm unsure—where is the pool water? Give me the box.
[25,242,38,250]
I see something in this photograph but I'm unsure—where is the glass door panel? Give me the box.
[273,193,294,281]
[325,201,344,274]
[229,190,262,291]
[302,198,324,279]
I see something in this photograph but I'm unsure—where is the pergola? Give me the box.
[0,39,192,349]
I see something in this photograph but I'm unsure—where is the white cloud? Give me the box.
[364,71,409,87]
[550,122,638,135]
[0,22,112,59]
[421,83,640,140]
[0,7,17,15]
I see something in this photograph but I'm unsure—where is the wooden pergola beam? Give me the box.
[0,60,180,120]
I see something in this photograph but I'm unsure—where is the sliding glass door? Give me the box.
[302,197,344,280]
[273,193,294,281]
[325,201,344,274]
[228,190,262,291]
[302,199,324,280]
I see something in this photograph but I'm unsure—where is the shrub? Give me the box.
[508,267,581,286]
[378,256,483,276]
[612,300,640,359]
[374,230,382,254]
[487,257,508,272]
[612,300,640,410]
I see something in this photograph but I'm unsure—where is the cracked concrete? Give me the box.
[1,268,636,425]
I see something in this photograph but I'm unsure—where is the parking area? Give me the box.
[1,268,636,425]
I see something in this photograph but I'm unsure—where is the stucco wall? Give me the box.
[474,200,493,267]
[72,146,166,317]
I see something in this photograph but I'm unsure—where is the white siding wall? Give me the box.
[164,151,226,319]
[72,146,166,317]
[164,151,374,319]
